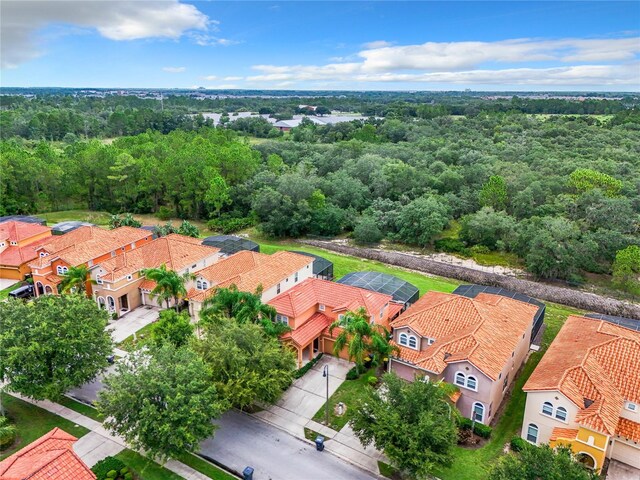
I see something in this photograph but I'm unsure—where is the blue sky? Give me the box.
[2,1,639,90]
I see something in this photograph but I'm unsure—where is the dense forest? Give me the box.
[1,92,639,288]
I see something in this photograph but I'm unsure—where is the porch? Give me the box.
[282,312,333,368]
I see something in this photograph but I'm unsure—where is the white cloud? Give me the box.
[1,0,210,68]
[202,75,218,80]
[223,76,244,81]
[362,40,393,49]
[246,36,640,86]
[163,66,186,73]
[190,33,240,47]
[206,84,240,89]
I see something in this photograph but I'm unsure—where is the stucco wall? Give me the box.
[444,361,495,423]
[389,359,435,382]
[521,390,580,444]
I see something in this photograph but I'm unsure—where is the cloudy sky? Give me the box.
[1,1,639,90]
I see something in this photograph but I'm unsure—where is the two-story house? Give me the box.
[91,234,221,316]
[268,278,396,367]
[0,221,52,280]
[28,226,152,296]
[187,250,314,318]
[522,315,640,472]
[389,291,539,425]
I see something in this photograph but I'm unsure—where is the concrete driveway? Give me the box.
[607,460,640,480]
[253,355,351,436]
[200,410,378,480]
[0,278,19,291]
[107,306,160,343]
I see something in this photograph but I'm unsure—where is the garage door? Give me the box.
[612,440,640,469]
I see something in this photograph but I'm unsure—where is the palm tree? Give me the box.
[329,308,394,375]
[142,264,188,311]
[59,265,95,294]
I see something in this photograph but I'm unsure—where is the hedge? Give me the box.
[458,417,492,439]
[92,457,127,480]
[294,353,323,379]
[510,436,527,452]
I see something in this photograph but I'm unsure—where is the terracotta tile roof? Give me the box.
[0,237,53,267]
[268,278,392,319]
[616,418,640,443]
[391,291,538,380]
[549,427,579,442]
[0,428,95,480]
[282,312,333,347]
[524,315,640,437]
[449,391,462,403]
[387,302,403,320]
[97,234,219,282]
[29,226,150,268]
[140,279,157,291]
[188,251,313,302]
[0,221,50,243]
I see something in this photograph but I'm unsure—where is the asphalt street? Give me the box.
[200,410,379,480]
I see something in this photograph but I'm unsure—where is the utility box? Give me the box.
[315,435,325,452]
[242,466,254,480]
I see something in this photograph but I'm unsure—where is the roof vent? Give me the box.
[584,398,594,408]
[444,352,451,360]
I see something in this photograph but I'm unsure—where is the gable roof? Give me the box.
[524,315,640,437]
[0,237,53,267]
[188,251,313,302]
[29,226,150,268]
[390,291,538,381]
[97,234,219,281]
[268,277,392,319]
[0,221,50,243]
[0,428,95,480]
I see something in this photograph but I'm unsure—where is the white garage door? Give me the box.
[612,441,640,469]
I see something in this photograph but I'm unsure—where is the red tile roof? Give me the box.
[616,418,640,443]
[282,312,333,347]
[390,291,538,380]
[0,221,50,243]
[268,278,392,319]
[0,428,95,480]
[549,427,579,442]
[0,237,53,267]
[524,315,640,437]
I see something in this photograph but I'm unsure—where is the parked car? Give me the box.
[8,285,34,299]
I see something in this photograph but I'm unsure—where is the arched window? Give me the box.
[408,335,418,349]
[196,280,202,290]
[542,401,554,416]
[576,452,596,470]
[57,265,68,275]
[107,296,115,311]
[472,402,484,423]
[587,436,595,446]
[466,376,478,390]
[97,297,106,309]
[399,333,408,346]
[36,282,44,295]
[44,285,53,295]
[455,372,466,386]
[526,424,538,444]
[555,406,567,421]
[201,281,208,289]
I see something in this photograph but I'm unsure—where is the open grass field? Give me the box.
[0,393,90,460]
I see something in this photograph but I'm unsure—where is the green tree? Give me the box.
[489,444,598,480]
[353,216,384,245]
[459,207,517,250]
[177,219,200,238]
[329,308,396,375]
[479,175,508,210]
[0,416,17,449]
[141,264,189,310]
[0,295,112,400]
[97,345,225,462]
[59,265,95,294]
[350,373,457,479]
[195,319,296,410]
[612,245,640,295]
[151,310,194,348]
[568,168,622,197]
[397,195,451,247]
[109,213,142,229]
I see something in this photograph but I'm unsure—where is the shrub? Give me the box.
[0,416,17,448]
[470,244,490,255]
[124,474,133,480]
[207,215,255,234]
[474,422,492,439]
[346,366,360,380]
[91,457,127,480]
[120,467,129,475]
[293,353,323,379]
[367,375,378,387]
[434,238,470,256]
[510,436,527,452]
[106,470,118,479]
[155,206,173,221]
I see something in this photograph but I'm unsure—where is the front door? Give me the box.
[119,294,129,311]
[313,338,319,353]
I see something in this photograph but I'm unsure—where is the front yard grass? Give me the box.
[0,392,90,460]
[177,452,239,480]
[312,368,376,431]
[115,450,184,480]
[58,395,103,421]
[117,321,156,351]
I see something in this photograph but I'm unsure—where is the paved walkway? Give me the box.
[0,279,19,290]
[252,355,387,475]
[8,393,213,480]
[107,306,160,343]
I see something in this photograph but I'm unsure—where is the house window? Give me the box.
[427,338,435,345]
[379,307,384,319]
[408,336,418,349]
[196,280,203,290]
[276,314,288,325]
[107,296,115,311]
[97,297,106,309]
[276,283,281,294]
[455,372,466,386]
[202,281,208,289]
[96,275,103,285]
[466,376,477,391]
[126,275,132,281]
[626,401,637,412]
[542,402,553,416]
[294,272,298,282]
[370,315,375,324]
[555,407,567,422]
[338,314,344,321]
[502,374,509,391]
[319,304,325,311]
[472,402,484,423]
[399,333,408,346]
[526,424,538,444]
[39,252,46,257]
[56,266,68,275]
[192,264,197,269]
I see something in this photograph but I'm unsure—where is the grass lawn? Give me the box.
[58,395,103,421]
[432,301,582,480]
[0,281,22,301]
[0,393,90,460]
[312,368,377,431]
[39,209,112,226]
[177,452,239,480]
[115,450,184,480]
[117,321,156,351]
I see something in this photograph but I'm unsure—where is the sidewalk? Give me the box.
[8,393,213,480]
